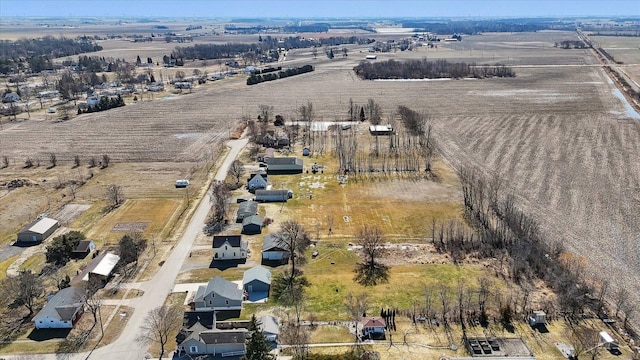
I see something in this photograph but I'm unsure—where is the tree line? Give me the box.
[77,95,126,114]
[246,65,313,85]
[354,59,515,80]
[554,40,588,49]
[0,36,103,74]
[401,18,552,34]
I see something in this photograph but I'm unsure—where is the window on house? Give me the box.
[190,345,198,353]
[225,245,228,250]
[209,300,212,305]
[233,252,236,257]
[226,300,229,305]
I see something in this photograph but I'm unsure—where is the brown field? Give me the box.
[1,28,639,336]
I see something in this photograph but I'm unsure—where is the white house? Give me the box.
[33,287,84,329]
[212,235,248,260]
[361,316,386,339]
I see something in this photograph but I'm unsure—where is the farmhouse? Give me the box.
[193,276,243,312]
[176,327,247,357]
[241,215,263,235]
[262,232,290,264]
[255,189,293,202]
[361,316,386,339]
[369,125,394,136]
[16,217,60,244]
[265,157,303,174]
[33,287,84,329]
[212,235,248,260]
[71,252,120,287]
[71,240,96,259]
[242,265,271,301]
[247,174,268,193]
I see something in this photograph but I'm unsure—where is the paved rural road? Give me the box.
[2,137,248,360]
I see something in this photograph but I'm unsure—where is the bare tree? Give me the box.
[2,155,9,168]
[353,225,389,286]
[24,157,33,168]
[311,47,318,59]
[345,292,368,341]
[228,160,245,186]
[101,154,110,169]
[365,98,382,125]
[48,152,57,168]
[614,287,629,318]
[88,156,97,168]
[279,312,310,359]
[105,183,124,209]
[73,155,81,168]
[276,220,311,275]
[258,104,273,123]
[1,270,43,315]
[326,214,334,235]
[206,181,230,232]
[136,305,182,359]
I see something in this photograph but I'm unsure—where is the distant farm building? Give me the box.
[16,217,60,244]
[265,157,303,175]
[369,125,394,136]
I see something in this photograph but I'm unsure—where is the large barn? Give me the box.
[16,217,60,244]
[265,157,303,175]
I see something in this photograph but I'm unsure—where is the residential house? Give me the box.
[262,232,290,264]
[176,327,247,357]
[2,92,20,103]
[361,316,386,339]
[266,157,303,175]
[71,252,120,287]
[236,200,258,223]
[369,125,394,136]
[242,265,271,301]
[71,240,96,259]
[193,276,243,312]
[33,287,84,329]
[257,148,275,163]
[16,217,59,244]
[212,235,248,260]
[247,174,268,193]
[241,215,263,235]
[258,315,280,343]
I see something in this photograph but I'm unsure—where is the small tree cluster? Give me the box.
[118,233,147,268]
[45,231,86,266]
[354,58,515,80]
[77,95,125,114]
[353,225,389,286]
[247,65,313,85]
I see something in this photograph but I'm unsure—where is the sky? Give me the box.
[1,0,638,18]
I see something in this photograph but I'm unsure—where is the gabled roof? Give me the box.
[19,217,59,235]
[242,215,263,227]
[262,232,288,252]
[237,200,258,217]
[194,276,243,302]
[248,174,268,186]
[199,329,247,345]
[259,315,280,336]
[243,265,272,285]
[89,252,120,277]
[213,235,242,249]
[73,240,94,253]
[361,316,386,328]
[183,311,216,329]
[33,287,84,323]
[266,157,303,166]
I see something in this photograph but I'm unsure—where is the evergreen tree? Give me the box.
[359,107,366,122]
[242,315,274,360]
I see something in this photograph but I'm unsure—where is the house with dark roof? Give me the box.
[212,235,248,260]
[361,316,386,339]
[176,326,247,357]
[71,240,96,259]
[193,276,243,312]
[255,189,293,202]
[247,173,268,193]
[242,265,271,301]
[262,232,290,264]
[33,287,84,329]
[265,157,303,175]
[16,217,59,244]
[236,200,258,223]
[241,215,263,235]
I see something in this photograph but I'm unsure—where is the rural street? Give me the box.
[3,137,248,360]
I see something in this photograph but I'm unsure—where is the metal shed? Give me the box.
[16,217,60,244]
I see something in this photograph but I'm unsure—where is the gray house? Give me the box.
[247,174,268,193]
[33,287,84,329]
[241,215,263,235]
[193,276,243,312]
[236,200,258,223]
[243,265,271,301]
[176,326,247,357]
[262,232,290,264]
[16,217,59,244]
[259,315,280,343]
[266,157,303,174]
[213,235,248,260]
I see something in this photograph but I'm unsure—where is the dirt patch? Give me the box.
[52,203,91,224]
[111,222,149,232]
